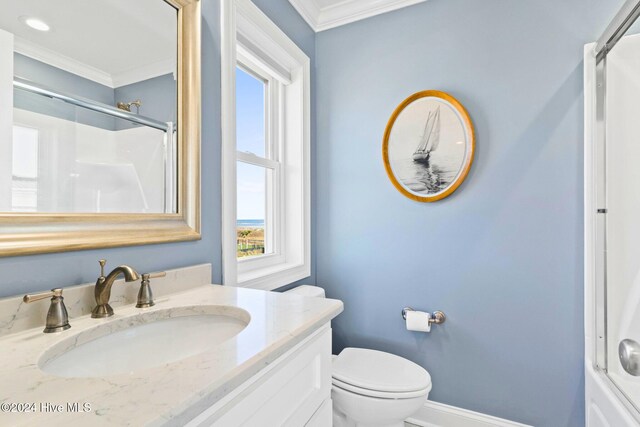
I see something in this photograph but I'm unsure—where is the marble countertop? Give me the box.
[0,284,343,426]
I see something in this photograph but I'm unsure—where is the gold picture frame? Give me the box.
[0,0,201,257]
[382,90,475,202]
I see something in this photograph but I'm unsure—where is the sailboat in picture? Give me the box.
[412,106,441,164]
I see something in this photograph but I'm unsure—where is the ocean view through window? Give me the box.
[222,1,310,288]
[236,219,265,257]
[236,67,269,258]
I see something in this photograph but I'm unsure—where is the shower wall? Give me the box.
[11,108,165,213]
[603,32,640,412]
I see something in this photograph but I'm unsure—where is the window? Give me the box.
[236,66,270,259]
[11,125,39,212]
[222,0,310,290]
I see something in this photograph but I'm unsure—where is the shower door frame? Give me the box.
[587,0,640,422]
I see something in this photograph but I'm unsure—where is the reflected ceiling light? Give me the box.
[19,16,50,32]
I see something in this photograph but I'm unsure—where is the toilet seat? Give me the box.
[332,348,431,399]
[332,377,430,399]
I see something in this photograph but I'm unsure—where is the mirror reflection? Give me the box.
[0,0,177,213]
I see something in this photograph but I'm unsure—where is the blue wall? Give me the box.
[114,74,176,130]
[0,0,314,297]
[14,53,116,130]
[14,54,114,104]
[15,54,177,131]
[315,0,619,426]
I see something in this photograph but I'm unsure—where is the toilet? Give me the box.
[285,286,432,427]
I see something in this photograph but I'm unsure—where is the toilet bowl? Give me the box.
[284,286,432,427]
[331,347,431,427]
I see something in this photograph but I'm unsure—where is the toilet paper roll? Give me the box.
[405,310,431,332]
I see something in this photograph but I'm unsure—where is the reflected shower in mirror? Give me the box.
[0,0,178,213]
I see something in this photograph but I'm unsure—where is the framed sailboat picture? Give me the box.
[382,90,475,202]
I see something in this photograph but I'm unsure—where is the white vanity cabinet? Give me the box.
[188,324,333,427]
[0,278,343,427]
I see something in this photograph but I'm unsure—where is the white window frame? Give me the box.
[221,0,311,290]
[236,56,282,262]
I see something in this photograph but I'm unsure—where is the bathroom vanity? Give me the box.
[0,264,343,426]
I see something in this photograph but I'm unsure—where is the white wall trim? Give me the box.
[288,0,427,32]
[583,42,597,376]
[220,0,239,288]
[14,36,114,88]
[406,401,531,427]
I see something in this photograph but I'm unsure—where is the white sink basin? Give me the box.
[39,305,250,378]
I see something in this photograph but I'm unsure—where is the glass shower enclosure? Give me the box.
[588,0,640,422]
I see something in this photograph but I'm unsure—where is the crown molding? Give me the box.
[288,0,322,30]
[288,0,426,32]
[13,37,175,89]
[13,37,114,87]
[111,58,176,88]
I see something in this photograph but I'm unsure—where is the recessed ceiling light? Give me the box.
[19,16,50,32]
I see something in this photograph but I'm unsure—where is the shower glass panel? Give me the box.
[8,87,174,213]
[596,7,640,416]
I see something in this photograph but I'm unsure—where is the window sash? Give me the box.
[237,50,282,163]
[236,158,280,259]
[235,54,284,266]
[236,151,278,169]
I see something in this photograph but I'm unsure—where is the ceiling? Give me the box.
[0,0,177,87]
[288,0,427,32]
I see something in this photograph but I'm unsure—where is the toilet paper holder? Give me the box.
[402,307,446,325]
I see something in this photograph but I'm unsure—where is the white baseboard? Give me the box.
[406,401,531,427]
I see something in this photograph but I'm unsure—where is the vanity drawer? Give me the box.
[190,325,332,427]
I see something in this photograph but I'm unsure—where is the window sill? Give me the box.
[238,253,286,272]
[237,261,310,291]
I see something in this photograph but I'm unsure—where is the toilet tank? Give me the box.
[284,285,326,298]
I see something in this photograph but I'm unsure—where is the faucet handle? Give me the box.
[143,272,167,281]
[136,272,166,308]
[98,259,106,277]
[23,288,63,303]
[23,288,71,333]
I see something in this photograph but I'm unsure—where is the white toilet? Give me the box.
[285,286,432,427]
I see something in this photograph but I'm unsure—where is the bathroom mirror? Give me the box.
[0,0,201,256]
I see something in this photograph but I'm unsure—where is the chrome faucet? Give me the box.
[91,259,140,318]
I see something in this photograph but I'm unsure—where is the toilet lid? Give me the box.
[332,377,430,399]
[332,348,431,393]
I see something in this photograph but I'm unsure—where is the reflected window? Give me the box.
[11,125,39,211]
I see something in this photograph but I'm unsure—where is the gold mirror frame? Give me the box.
[0,0,201,257]
[382,90,475,203]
